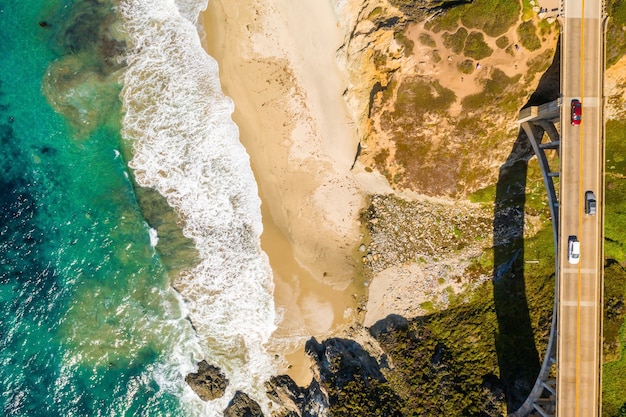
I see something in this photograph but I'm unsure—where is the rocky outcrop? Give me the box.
[334,0,446,145]
[265,375,305,416]
[306,337,386,386]
[334,0,408,140]
[185,360,229,401]
[223,391,264,417]
[265,373,329,417]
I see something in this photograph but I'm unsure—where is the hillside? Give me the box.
[266,0,626,416]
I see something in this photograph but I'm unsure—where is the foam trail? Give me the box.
[118,0,278,413]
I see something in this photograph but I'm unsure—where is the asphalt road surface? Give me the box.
[557,0,605,416]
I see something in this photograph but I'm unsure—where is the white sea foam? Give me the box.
[148,226,159,247]
[118,0,278,414]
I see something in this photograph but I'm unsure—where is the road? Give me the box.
[557,0,605,416]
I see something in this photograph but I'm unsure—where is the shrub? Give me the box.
[443,27,468,54]
[457,59,475,74]
[395,32,415,56]
[464,31,494,60]
[496,35,510,49]
[459,0,521,37]
[517,20,541,51]
[419,32,437,47]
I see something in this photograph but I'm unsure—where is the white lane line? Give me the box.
[561,300,597,307]
[562,268,597,274]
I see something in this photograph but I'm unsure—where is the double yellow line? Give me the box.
[575,0,586,415]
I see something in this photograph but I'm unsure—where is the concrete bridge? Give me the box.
[510,0,606,416]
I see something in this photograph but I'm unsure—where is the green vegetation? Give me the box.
[426,0,520,37]
[605,120,626,262]
[394,78,456,117]
[395,32,415,57]
[463,31,494,60]
[379,78,456,191]
[443,27,468,54]
[424,8,460,33]
[368,6,383,20]
[537,18,556,38]
[599,120,626,414]
[431,50,442,64]
[419,32,437,48]
[604,261,626,363]
[525,49,555,84]
[521,0,536,21]
[327,378,404,416]
[607,0,626,66]
[390,0,463,25]
[373,50,388,68]
[517,20,541,51]
[365,221,555,416]
[496,35,510,49]
[462,69,522,112]
[457,59,475,74]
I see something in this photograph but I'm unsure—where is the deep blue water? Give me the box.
[0,1,195,415]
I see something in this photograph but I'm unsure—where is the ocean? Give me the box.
[0,0,277,415]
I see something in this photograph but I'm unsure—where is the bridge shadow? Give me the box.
[493,131,540,412]
[493,36,561,413]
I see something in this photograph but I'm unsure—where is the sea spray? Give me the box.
[118,0,278,413]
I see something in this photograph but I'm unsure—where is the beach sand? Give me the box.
[200,0,371,385]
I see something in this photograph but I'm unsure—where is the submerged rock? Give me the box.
[185,360,229,401]
[223,391,264,417]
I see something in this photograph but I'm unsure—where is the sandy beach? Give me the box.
[200,0,375,385]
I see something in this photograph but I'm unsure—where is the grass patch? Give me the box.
[394,77,456,117]
[604,261,626,363]
[607,0,626,66]
[496,35,510,49]
[605,120,626,262]
[602,117,626,415]
[373,50,388,68]
[469,183,497,204]
[457,59,475,74]
[431,50,442,63]
[464,31,494,60]
[526,49,554,73]
[368,6,383,19]
[517,20,541,51]
[521,0,536,21]
[460,0,521,37]
[537,18,556,37]
[424,9,460,33]
[425,0,520,37]
[443,27,468,54]
[395,32,415,57]
[419,32,437,47]
[462,69,522,111]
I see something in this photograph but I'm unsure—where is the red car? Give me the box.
[571,99,582,125]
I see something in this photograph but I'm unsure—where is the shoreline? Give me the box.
[199,0,369,385]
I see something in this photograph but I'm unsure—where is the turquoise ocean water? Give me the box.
[1,0,277,415]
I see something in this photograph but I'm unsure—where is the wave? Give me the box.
[117,0,278,414]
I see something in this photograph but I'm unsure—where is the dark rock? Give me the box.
[185,360,229,401]
[305,337,385,389]
[266,374,329,417]
[369,314,409,339]
[223,391,264,417]
[265,375,305,414]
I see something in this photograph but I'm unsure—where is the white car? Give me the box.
[568,236,580,264]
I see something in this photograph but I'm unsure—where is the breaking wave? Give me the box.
[118,0,278,413]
